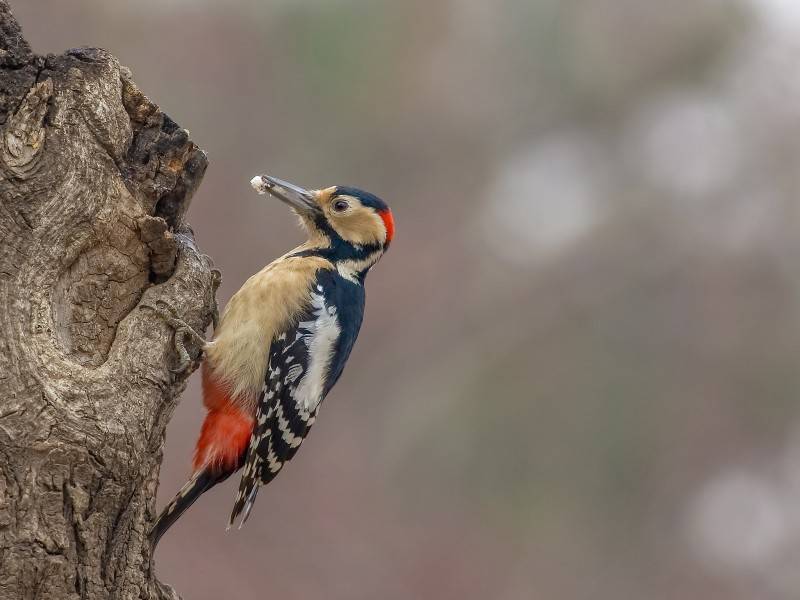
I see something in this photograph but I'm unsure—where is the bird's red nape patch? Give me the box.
[194,365,254,473]
[379,209,395,244]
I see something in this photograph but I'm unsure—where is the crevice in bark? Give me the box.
[0,2,211,599]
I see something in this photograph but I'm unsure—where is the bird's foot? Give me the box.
[141,300,207,374]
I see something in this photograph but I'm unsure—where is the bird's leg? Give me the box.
[141,300,207,373]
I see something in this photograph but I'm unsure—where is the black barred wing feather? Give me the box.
[229,292,338,527]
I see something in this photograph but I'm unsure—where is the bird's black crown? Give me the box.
[334,186,389,212]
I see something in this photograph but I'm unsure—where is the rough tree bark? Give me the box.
[0,3,214,599]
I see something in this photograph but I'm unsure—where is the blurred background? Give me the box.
[13,1,800,598]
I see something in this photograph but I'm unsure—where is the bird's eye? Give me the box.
[332,199,350,212]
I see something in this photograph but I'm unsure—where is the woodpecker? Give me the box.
[149,175,394,546]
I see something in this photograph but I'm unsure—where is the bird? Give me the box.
[147,174,394,547]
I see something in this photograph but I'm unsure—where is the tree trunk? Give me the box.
[0,3,213,598]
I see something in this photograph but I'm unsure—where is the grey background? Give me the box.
[14,1,800,598]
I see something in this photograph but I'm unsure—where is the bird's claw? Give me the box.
[141,299,180,325]
[141,300,207,374]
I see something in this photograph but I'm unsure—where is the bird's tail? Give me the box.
[150,468,233,549]
[151,368,255,549]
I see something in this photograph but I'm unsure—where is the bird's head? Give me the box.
[251,174,394,281]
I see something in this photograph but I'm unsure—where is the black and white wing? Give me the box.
[228,290,341,527]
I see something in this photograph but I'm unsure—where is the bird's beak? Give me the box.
[250,174,321,216]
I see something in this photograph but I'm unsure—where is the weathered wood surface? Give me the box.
[0,2,214,598]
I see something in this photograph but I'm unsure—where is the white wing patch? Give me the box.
[292,290,341,412]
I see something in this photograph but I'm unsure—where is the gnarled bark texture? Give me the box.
[0,3,213,599]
